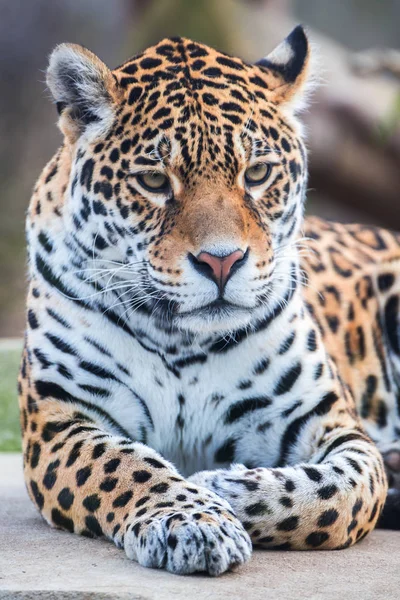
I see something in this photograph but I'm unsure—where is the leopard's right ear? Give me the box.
[255,25,318,114]
[46,43,122,143]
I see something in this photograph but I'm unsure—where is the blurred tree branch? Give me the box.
[351,49,400,80]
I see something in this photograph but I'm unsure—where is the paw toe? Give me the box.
[125,509,252,576]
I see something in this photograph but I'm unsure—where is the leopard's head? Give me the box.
[47,26,316,334]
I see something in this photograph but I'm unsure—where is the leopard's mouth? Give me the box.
[173,298,255,334]
[179,298,251,318]
[129,285,255,333]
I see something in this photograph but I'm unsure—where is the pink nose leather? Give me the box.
[197,250,244,289]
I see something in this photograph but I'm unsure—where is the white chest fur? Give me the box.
[29,278,328,477]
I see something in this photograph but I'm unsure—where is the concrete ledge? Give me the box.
[0,454,398,600]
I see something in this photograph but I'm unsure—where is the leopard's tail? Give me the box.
[378,490,400,530]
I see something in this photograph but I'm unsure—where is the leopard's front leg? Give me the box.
[20,382,251,575]
[190,395,388,549]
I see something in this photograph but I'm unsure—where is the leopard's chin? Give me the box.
[145,293,257,335]
[175,304,254,334]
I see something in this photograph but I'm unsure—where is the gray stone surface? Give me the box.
[0,453,399,600]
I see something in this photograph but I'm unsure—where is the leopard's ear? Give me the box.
[46,43,122,142]
[255,25,318,113]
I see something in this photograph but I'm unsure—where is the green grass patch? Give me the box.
[0,343,22,451]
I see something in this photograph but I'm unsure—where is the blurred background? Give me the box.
[0,0,399,450]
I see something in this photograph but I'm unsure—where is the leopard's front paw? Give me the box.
[124,489,252,576]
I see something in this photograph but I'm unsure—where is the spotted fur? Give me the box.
[20,26,399,576]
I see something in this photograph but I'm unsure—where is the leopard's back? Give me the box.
[302,216,400,483]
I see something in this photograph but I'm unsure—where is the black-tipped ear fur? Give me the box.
[256,25,308,83]
[255,25,316,112]
[47,43,121,141]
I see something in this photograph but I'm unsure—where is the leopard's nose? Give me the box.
[189,249,248,292]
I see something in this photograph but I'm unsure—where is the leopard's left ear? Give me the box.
[46,43,122,143]
[255,25,318,113]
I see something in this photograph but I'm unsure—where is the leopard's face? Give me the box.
[49,30,312,333]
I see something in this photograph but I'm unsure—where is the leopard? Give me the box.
[19,25,400,576]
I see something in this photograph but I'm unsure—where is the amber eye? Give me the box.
[136,172,170,193]
[244,163,272,186]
